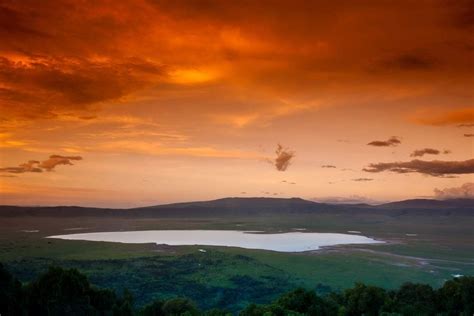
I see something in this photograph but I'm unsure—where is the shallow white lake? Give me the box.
[47,230,383,252]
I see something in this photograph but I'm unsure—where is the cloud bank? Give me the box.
[434,183,474,199]
[363,159,474,177]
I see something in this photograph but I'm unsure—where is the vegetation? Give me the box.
[1,263,473,316]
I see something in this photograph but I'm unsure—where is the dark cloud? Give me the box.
[384,54,434,71]
[0,56,165,120]
[363,159,474,177]
[367,136,401,147]
[273,144,295,171]
[0,160,42,174]
[321,165,336,168]
[352,178,374,182]
[464,133,474,137]
[410,148,441,157]
[40,155,83,171]
[448,0,474,29]
[458,123,474,127]
[0,155,83,174]
[434,182,474,199]
[0,5,49,38]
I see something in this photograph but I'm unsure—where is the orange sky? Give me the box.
[0,0,473,207]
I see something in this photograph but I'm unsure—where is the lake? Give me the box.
[47,230,383,252]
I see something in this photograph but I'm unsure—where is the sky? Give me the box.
[0,0,473,207]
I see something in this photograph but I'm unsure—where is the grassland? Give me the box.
[1,211,473,312]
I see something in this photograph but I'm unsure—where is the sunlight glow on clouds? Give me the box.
[0,0,473,206]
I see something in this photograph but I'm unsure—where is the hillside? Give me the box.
[0,197,472,218]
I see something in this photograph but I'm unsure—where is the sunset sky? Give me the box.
[0,0,473,207]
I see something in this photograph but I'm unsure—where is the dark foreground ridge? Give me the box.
[0,197,473,217]
[1,263,473,316]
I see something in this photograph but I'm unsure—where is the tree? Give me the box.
[0,263,23,316]
[89,287,118,314]
[275,288,337,316]
[390,282,436,315]
[113,289,135,316]
[162,298,200,316]
[203,308,232,316]
[25,266,94,315]
[344,283,388,316]
[140,299,165,316]
[438,276,474,316]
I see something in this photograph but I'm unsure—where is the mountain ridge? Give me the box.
[0,197,472,217]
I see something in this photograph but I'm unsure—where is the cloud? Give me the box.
[383,54,434,71]
[363,159,474,177]
[39,155,83,171]
[464,133,474,137]
[410,148,449,157]
[0,56,165,120]
[0,155,83,174]
[0,160,42,174]
[367,136,401,147]
[313,195,378,204]
[412,107,474,126]
[434,182,474,199]
[458,123,474,127]
[321,165,336,168]
[352,178,374,182]
[272,144,295,171]
[0,0,471,128]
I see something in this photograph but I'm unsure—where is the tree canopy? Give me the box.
[0,263,473,316]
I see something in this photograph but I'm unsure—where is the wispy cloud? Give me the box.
[352,178,374,182]
[313,195,378,204]
[411,108,474,126]
[363,159,474,177]
[39,155,83,171]
[382,54,434,71]
[367,136,401,147]
[410,148,450,157]
[0,155,83,174]
[434,182,474,199]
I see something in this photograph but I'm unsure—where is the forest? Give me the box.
[1,263,472,316]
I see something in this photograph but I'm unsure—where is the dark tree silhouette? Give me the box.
[0,263,473,316]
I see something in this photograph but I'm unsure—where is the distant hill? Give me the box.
[0,197,472,217]
[377,198,474,210]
